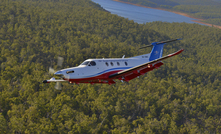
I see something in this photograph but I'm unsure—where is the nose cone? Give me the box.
[54,71,64,77]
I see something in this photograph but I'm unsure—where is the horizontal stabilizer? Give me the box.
[139,38,182,49]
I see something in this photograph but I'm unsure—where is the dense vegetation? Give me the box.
[118,0,221,26]
[0,0,221,133]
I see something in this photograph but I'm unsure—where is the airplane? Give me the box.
[43,38,183,89]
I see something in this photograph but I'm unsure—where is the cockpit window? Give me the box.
[66,70,74,74]
[80,61,96,66]
[80,61,90,66]
[90,61,96,66]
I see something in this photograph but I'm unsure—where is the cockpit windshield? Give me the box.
[80,61,96,66]
[80,61,90,66]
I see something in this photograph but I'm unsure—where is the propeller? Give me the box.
[138,38,182,49]
[49,56,64,90]
[49,56,64,74]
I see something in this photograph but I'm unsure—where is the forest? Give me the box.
[0,0,221,133]
[118,0,221,26]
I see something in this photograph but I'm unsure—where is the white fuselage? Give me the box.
[56,53,151,80]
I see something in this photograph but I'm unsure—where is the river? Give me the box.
[91,0,200,24]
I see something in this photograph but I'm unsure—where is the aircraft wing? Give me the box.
[109,49,184,81]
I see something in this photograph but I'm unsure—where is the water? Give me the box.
[92,0,199,24]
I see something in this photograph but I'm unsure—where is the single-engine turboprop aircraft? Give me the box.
[43,38,183,89]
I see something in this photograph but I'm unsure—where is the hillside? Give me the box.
[117,0,221,26]
[0,0,221,133]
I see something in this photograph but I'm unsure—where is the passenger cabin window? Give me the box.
[125,62,128,66]
[110,62,113,66]
[66,70,74,74]
[117,62,120,66]
[105,62,109,66]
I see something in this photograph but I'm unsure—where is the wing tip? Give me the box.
[177,49,184,54]
[170,49,184,56]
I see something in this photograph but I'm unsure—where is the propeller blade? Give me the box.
[49,56,64,75]
[49,67,56,75]
[55,82,62,90]
[57,56,64,68]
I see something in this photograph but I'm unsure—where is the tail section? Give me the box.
[149,42,165,61]
[138,38,182,61]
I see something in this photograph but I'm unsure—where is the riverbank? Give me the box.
[113,0,221,29]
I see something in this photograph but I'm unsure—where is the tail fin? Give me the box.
[138,38,182,61]
[149,42,165,61]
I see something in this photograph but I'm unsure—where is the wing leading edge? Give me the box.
[109,49,184,80]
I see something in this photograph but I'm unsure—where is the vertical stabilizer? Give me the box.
[149,42,165,61]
